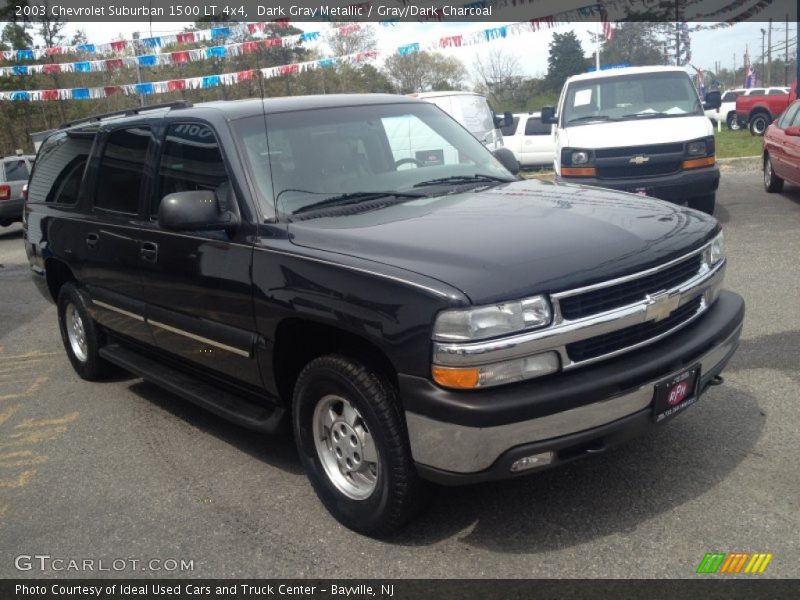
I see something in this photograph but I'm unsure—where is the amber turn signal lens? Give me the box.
[561,167,597,177]
[432,365,480,389]
[682,156,716,170]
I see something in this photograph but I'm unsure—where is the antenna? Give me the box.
[254,24,278,221]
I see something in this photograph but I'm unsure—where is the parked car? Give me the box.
[763,99,800,192]
[542,66,722,214]
[0,154,35,227]
[25,96,744,536]
[736,84,796,136]
[500,112,555,167]
[410,91,509,151]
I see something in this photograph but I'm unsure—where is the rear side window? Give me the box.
[524,118,551,136]
[500,117,519,137]
[721,92,738,102]
[95,127,151,214]
[748,90,765,96]
[3,159,29,182]
[154,123,229,215]
[27,131,93,204]
[777,102,800,128]
[769,89,787,95]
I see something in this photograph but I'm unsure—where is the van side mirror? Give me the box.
[158,190,239,231]
[703,91,722,110]
[493,147,520,175]
[541,106,557,125]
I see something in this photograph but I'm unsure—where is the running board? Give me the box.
[99,344,284,433]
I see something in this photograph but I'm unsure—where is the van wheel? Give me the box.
[57,283,111,381]
[688,194,716,215]
[726,113,740,131]
[292,354,426,537]
[749,113,770,136]
[764,155,784,193]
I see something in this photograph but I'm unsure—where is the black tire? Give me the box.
[292,354,426,537]
[688,193,716,215]
[0,219,12,227]
[57,283,111,381]
[726,112,740,131]
[763,154,784,193]
[749,113,771,136]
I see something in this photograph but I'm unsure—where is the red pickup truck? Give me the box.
[737,81,798,135]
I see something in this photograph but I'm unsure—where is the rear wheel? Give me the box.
[688,193,716,215]
[749,113,771,136]
[726,113,741,130]
[764,154,784,193]
[293,354,426,537]
[57,283,111,381]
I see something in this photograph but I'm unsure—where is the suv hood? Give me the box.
[288,180,718,306]
[562,115,713,149]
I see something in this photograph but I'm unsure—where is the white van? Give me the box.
[412,91,506,151]
[542,66,722,214]
[500,112,554,167]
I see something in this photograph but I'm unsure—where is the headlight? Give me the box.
[571,150,590,165]
[704,231,725,266]
[433,295,552,342]
[687,141,707,156]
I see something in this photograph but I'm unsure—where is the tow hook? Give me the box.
[709,375,724,387]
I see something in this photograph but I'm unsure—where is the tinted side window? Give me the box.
[27,132,93,205]
[524,118,551,136]
[500,117,519,137]
[791,104,800,127]
[3,159,30,182]
[721,92,738,102]
[768,89,787,95]
[749,89,766,96]
[155,123,229,215]
[95,127,151,214]
[777,102,800,128]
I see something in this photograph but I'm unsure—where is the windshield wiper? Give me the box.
[412,174,512,188]
[566,115,617,123]
[622,112,684,119]
[291,191,425,215]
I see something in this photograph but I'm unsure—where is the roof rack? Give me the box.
[58,101,192,129]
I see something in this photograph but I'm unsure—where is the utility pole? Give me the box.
[761,28,766,85]
[674,0,681,66]
[785,14,790,86]
[767,18,773,86]
[132,32,146,108]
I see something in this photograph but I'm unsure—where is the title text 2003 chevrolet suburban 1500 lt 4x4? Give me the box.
[24,96,744,536]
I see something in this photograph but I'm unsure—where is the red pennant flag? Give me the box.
[263,38,281,47]
[171,51,190,64]
[237,69,256,81]
[42,89,58,101]
[103,86,122,96]
[278,64,299,76]
[440,35,463,48]
[242,41,259,54]
[105,58,124,70]
[110,40,127,52]
[45,47,62,56]
[42,63,62,74]
[176,32,195,44]
[167,79,186,91]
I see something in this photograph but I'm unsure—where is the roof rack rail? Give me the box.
[58,101,192,129]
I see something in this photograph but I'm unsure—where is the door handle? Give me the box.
[140,241,159,263]
[85,233,99,250]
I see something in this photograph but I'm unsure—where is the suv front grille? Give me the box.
[559,254,703,320]
[565,296,703,363]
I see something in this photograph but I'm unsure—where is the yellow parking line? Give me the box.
[15,412,79,429]
[0,426,67,448]
[0,377,47,402]
[0,469,36,488]
[0,451,48,468]
[0,406,20,427]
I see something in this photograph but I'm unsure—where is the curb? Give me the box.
[717,155,761,169]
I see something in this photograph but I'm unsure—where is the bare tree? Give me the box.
[326,23,377,57]
[384,51,466,94]
[472,48,522,97]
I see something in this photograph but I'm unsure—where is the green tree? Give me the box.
[384,51,466,94]
[592,22,665,67]
[1,22,32,51]
[70,29,89,46]
[544,31,587,92]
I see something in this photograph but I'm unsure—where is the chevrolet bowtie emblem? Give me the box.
[645,291,682,322]
[630,155,650,165]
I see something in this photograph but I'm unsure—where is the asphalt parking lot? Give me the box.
[0,170,798,579]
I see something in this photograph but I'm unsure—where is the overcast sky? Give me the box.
[63,20,796,84]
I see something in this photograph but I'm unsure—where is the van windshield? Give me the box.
[233,102,513,218]
[562,71,703,126]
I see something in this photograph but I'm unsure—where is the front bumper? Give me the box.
[558,165,719,203]
[402,290,744,484]
[0,198,23,221]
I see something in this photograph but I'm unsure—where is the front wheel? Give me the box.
[764,155,784,193]
[688,193,716,215]
[57,283,111,381]
[749,113,771,136]
[293,354,426,537]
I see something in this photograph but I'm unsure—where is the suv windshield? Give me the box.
[562,71,703,126]
[233,102,513,218]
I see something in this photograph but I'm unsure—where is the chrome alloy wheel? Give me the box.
[65,303,88,362]
[312,394,379,500]
[764,158,773,187]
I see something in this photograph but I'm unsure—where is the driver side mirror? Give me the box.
[158,190,239,231]
[493,147,520,176]
[703,91,722,110]
[541,106,557,125]
[493,111,513,128]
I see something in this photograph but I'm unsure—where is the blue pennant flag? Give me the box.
[397,43,419,56]
[202,75,220,88]
[211,27,231,39]
[75,62,91,73]
[16,49,33,60]
[10,91,29,101]
[12,66,28,76]
[137,55,157,67]
[135,82,154,95]
[205,46,226,58]
[72,88,90,100]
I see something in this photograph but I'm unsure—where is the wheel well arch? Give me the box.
[44,258,76,302]
[272,319,400,404]
[749,107,772,119]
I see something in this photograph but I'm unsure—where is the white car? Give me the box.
[706,87,789,129]
[500,112,555,167]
